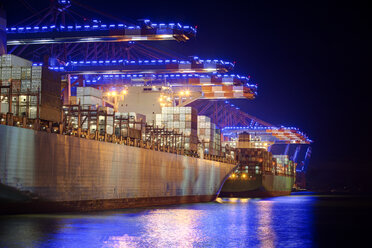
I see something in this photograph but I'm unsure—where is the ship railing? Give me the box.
[0,115,238,165]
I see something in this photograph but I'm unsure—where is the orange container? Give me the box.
[201,86,213,92]
[222,85,233,91]
[204,92,214,98]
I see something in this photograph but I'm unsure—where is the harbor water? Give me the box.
[0,193,370,248]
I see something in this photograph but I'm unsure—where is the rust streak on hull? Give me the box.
[0,125,236,213]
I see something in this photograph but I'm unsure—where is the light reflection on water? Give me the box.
[0,194,368,248]
[106,209,206,248]
[257,201,275,248]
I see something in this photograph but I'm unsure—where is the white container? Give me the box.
[31,80,41,92]
[1,67,11,80]
[31,66,42,79]
[0,103,9,113]
[1,54,32,67]
[11,68,22,80]
[211,86,223,91]
[106,126,114,135]
[107,116,114,124]
[233,92,244,98]
[106,107,114,114]
[76,87,103,99]
[78,96,102,106]
[233,86,244,91]
[29,106,37,118]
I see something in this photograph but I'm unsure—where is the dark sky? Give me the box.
[2,0,369,189]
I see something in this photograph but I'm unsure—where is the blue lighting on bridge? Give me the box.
[221,126,312,143]
[67,73,256,88]
[6,21,197,34]
[61,58,233,66]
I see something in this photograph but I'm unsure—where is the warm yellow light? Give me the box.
[180,91,185,96]
[121,89,128,95]
[242,174,247,179]
[107,92,112,96]
[231,173,236,178]
[185,90,190,96]
[111,91,117,96]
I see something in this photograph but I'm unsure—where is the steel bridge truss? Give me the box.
[187,100,272,128]
[6,0,194,62]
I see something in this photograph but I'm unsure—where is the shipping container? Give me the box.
[1,54,32,67]
[76,87,103,99]
[0,56,61,122]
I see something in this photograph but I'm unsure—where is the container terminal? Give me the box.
[0,1,311,213]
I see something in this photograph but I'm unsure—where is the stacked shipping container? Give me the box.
[114,112,146,140]
[68,86,146,137]
[197,115,221,156]
[0,54,61,122]
[65,105,115,135]
[155,106,198,151]
[236,148,275,175]
[76,87,103,106]
[273,155,295,176]
[235,149,295,176]
[201,85,254,99]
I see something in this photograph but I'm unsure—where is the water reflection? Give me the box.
[105,209,205,248]
[2,194,361,248]
[257,201,275,248]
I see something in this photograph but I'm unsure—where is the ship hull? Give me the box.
[0,125,236,214]
[219,174,295,198]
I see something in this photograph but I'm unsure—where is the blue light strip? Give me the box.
[58,0,71,4]
[221,126,312,143]
[6,21,196,34]
[66,73,256,87]
[36,59,234,67]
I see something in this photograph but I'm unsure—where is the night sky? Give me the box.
[2,0,369,190]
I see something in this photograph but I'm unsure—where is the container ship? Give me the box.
[0,54,241,213]
[0,1,312,213]
[219,132,296,197]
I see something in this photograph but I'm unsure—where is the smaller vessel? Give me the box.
[219,132,296,197]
